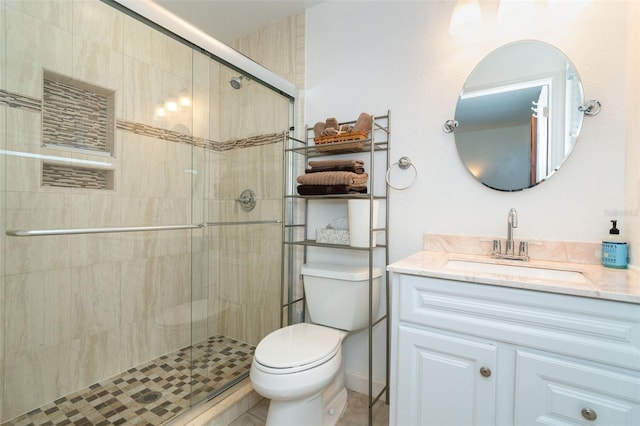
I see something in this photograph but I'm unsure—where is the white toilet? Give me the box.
[250,263,381,426]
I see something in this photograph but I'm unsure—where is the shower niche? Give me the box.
[41,163,114,190]
[42,70,116,155]
[40,70,116,190]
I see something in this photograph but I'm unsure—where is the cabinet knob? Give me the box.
[581,408,597,421]
[479,366,492,377]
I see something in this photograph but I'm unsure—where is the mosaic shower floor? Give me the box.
[3,335,255,426]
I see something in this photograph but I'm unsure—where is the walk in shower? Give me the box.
[0,0,292,424]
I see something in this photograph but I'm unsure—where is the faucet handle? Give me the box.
[492,239,501,255]
[519,241,528,257]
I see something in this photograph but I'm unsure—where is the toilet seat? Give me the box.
[254,323,342,374]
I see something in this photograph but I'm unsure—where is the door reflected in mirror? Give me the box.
[454,40,584,191]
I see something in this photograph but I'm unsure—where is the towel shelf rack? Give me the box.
[6,220,282,237]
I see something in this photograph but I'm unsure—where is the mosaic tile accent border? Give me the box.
[42,73,114,153]
[0,89,41,112]
[116,120,283,152]
[218,132,283,151]
[1,89,284,152]
[42,163,113,190]
[2,335,255,426]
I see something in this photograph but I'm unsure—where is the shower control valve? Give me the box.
[235,189,257,212]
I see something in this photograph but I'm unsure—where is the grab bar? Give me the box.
[6,220,282,237]
[6,224,204,237]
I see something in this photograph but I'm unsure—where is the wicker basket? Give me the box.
[313,132,368,152]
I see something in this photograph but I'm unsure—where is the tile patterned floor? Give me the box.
[2,336,255,426]
[231,390,389,426]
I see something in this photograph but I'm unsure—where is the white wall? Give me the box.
[306,0,633,262]
[624,0,640,266]
[306,0,637,389]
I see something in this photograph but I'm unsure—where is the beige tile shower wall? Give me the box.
[208,142,284,346]
[232,11,305,89]
[1,2,6,418]
[191,51,212,345]
[204,10,305,345]
[218,67,291,142]
[220,11,301,142]
[0,0,5,88]
[209,59,222,145]
[209,223,282,346]
[121,13,193,133]
[4,1,73,98]
[214,10,305,342]
[1,0,198,421]
[205,110,285,343]
[232,10,306,139]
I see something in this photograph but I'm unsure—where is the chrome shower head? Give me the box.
[230,76,244,89]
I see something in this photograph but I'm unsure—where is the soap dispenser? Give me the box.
[602,220,628,269]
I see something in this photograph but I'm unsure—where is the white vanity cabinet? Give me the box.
[395,325,498,425]
[389,273,640,426]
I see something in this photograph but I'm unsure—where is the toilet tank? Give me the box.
[301,263,382,331]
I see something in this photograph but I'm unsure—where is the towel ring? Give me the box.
[386,156,417,191]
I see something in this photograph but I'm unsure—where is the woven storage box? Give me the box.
[313,132,367,152]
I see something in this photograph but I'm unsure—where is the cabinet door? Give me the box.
[515,351,640,425]
[394,325,497,426]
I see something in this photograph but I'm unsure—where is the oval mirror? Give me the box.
[453,40,585,191]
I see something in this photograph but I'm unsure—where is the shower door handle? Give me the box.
[6,223,204,237]
[6,220,282,236]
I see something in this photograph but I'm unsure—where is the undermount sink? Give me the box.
[445,259,588,284]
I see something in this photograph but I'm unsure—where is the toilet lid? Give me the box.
[254,323,341,373]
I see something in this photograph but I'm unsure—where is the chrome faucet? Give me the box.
[506,208,517,255]
[492,208,529,261]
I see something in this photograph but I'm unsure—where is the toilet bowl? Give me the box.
[250,323,347,425]
[250,263,381,426]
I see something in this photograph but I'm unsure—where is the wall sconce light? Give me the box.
[449,0,483,36]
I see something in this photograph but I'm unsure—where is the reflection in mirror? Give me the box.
[454,40,585,191]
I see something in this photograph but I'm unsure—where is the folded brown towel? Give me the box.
[306,159,365,174]
[320,127,339,137]
[297,184,368,195]
[313,122,326,138]
[308,159,364,168]
[306,165,364,174]
[352,112,372,134]
[297,171,368,186]
[326,117,339,130]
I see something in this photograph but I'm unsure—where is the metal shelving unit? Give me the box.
[281,111,390,425]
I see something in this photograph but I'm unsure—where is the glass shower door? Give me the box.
[0,1,292,423]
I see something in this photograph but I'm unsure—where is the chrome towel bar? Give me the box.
[6,220,281,237]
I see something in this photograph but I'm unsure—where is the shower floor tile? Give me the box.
[2,335,255,426]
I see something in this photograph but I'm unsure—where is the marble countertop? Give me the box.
[387,250,640,304]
